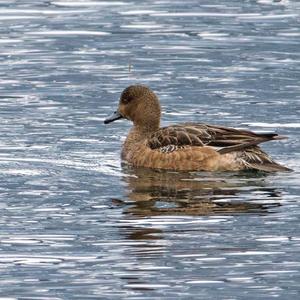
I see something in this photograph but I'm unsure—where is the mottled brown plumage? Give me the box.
[104,85,291,172]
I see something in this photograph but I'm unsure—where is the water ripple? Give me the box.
[0,0,299,299]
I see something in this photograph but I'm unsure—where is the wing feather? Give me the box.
[147,122,283,153]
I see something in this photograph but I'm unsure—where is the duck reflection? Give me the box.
[115,167,283,291]
[119,165,281,216]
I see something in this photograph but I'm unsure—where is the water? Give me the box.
[0,0,299,299]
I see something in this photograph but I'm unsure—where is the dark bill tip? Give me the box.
[104,111,123,124]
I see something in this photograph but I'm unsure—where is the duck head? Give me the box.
[104,85,161,131]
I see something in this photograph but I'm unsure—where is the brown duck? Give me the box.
[104,85,290,172]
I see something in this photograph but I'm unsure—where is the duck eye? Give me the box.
[123,96,133,104]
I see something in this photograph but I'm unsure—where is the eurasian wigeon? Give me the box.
[104,85,290,172]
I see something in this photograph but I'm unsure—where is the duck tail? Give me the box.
[225,145,292,172]
[249,162,292,172]
[268,134,288,140]
[218,134,288,155]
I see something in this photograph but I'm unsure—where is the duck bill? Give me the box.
[104,111,123,124]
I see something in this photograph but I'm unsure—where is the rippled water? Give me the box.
[0,0,300,299]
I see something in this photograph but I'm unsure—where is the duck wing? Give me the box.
[148,123,286,154]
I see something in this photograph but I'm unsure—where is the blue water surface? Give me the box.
[0,0,300,299]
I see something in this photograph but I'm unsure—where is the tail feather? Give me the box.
[218,133,288,155]
[229,146,292,172]
[264,134,288,140]
[249,162,292,172]
[275,135,288,140]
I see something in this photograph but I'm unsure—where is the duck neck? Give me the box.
[126,123,159,145]
[121,121,159,160]
[133,120,160,138]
